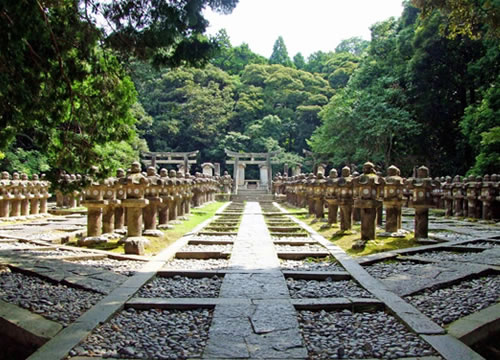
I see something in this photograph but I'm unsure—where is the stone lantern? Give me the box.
[39,175,51,215]
[480,174,497,220]
[184,173,194,215]
[451,175,464,217]
[176,171,186,218]
[29,174,41,216]
[114,169,127,231]
[9,173,25,218]
[168,169,179,221]
[0,171,12,218]
[337,166,354,232]
[80,178,109,244]
[381,165,405,233]
[442,176,453,216]
[408,166,438,239]
[158,168,171,228]
[143,167,164,237]
[102,177,121,235]
[313,173,326,219]
[305,174,316,216]
[465,176,482,219]
[20,173,32,217]
[121,161,150,255]
[351,171,361,222]
[353,162,382,248]
[325,169,339,226]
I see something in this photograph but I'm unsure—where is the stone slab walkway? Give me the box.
[203,202,308,359]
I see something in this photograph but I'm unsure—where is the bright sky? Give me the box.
[204,0,404,59]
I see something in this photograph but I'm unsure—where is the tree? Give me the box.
[335,36,370,55]
[412,0,500,39]
[269,36,293,67]
[293,52,306,69]
[0,0,239,178]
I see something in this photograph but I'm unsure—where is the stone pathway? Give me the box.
[203,202,308,359]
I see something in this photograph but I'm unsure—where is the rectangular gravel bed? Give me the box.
[287,278,374,299]
[281,258,344,272]
[72,308,213,359]
[0,267,103,327]
[64,258,146,276]
[275,244,326,253]
[180,244,233,253]
[137,275,223,298]
[163,258,229,270]
[298,309,437,359]
[405,274,500,326]
[364,260,432,279]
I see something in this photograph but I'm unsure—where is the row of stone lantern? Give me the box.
[55,173,83,208]
[80,162,219,255]
[282,162,439,249]
[432,174,499,220]
[0,171,51,219]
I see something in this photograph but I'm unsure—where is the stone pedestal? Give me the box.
[313,197,325,219]
[115,186,126,230]
[0,196,9,218]
[338,200,353,231]
[414,207,429,238]
[143,195,163,237]
[80,200,108,244]
[354,199,381,245]
[325,199,338,225]
[123,198,150,255]
[10,195,23,217]
[29,195,40,215]
[384,202,403,233]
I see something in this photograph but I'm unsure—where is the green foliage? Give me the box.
[335,36,370,55]
[269,36,293,67]
[412,0,500,39]
[211,30,268,75]
[293,52,306,70]
[0,146,50,176]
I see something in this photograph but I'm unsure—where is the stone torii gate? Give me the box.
[141,151,199,174]
[225,149,280,194]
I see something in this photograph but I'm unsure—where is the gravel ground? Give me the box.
[180,244,233,253]
[298,309,437,359]
[163,258,229,270]
[415,250,486,262]
[287,278,374,298]
[281,259,345,272]
[0,242,43,250]
[275,244,326,253]
[73,308,212,359]
[18,248,88,257]
[190,235,236,242]
[137,275,222,298]
[0,267,103,326]
[364,260,432,279]
[65,258,146,276]
[406,275,500,326]
[271,236,312,242]
[427,232,476,241]
[460,241,500,248]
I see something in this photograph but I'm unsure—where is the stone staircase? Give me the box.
[230,189,275,202]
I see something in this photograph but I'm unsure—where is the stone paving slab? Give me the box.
[0,299,63,347]
[0,255,126,295]
[446,303,500,346]
[376,261,492,297]
[421,334,486,360]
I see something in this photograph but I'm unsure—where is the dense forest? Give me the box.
[1,0,499,179]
